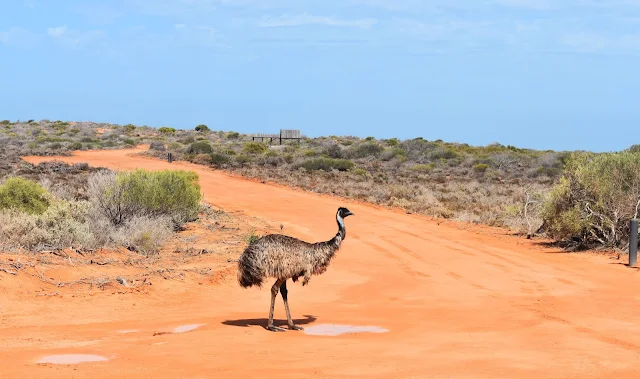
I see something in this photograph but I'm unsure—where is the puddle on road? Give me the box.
[36,354,109,364]
[172,324,205,333]
[303,324,389,336]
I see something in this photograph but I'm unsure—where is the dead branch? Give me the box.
[0,267,18,275]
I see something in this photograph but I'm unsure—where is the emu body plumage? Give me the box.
[237,207,354,332]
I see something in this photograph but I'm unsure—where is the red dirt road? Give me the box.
[7,146,640,378]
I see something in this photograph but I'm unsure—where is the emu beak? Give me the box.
[347,211,354,216]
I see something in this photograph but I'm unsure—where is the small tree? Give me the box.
[195,124,210,133]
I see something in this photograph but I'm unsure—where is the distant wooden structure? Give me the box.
[251,129,301,145]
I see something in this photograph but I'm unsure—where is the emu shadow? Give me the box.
[222,315,317,329]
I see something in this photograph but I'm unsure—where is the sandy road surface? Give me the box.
[6,146,640,378]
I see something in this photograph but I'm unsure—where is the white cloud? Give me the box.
[558,31,640,53]
[258,13,377,29]
[175,23,186,29]
[47,26,105,48]
[47,26,68,38]
[0,27,39,46]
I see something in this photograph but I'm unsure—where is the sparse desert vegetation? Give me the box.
[0,166,201,255]
[3,118,640,253]
[0,119,561,235]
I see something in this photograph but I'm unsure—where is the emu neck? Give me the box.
[330,213,346,248]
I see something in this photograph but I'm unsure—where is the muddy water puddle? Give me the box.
[36,354,109,364]
[172,324,205,333]
[304,324,389,336]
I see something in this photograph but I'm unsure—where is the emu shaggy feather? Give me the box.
[237,233,343,288]
[236,207,353,332]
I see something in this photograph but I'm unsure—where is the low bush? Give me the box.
[411,163,435,172]
[242,142,267,155]
[88,169,202,228]
[0,200,174,254]
[473,163,489,173]
[210,153,231,166]
[348,142,384,159]
[193,153,213,165]
[542,151,640,249]
[0,200,91,251]
[187,141,213,155]
[0,177,50,214]
[158,127,176,134]
[296,157,355,172]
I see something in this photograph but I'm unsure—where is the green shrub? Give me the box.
[210,153,231,166]
[473,163,489,172]
[297,157,355,172]
[69,142,83,150]
[348,142,384,159]
[195,124,210,132]
[123,138,136,146]
[179,136,196,145]
[0,177,50,214]
[542,151,640,249]
[88,169,202,227]
[187,140,213,155]
[226,131,240,139]
[243,142,268,155]
[381,147,406,161]
[352,168,370,177]
[411,163,435,172]
[158,127,176,134]
[429,148,459,160]
[124,124,136,133]
[235,155,251,166]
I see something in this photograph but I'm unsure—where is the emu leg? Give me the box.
[280,280,303,331]
[267,279,286,332]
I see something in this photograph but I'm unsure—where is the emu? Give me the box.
[237,207,354,332]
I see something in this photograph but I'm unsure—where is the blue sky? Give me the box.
[1,0,639,152]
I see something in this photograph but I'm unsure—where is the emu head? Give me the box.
[337,207,354,219]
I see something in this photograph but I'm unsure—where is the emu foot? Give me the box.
[288,324,304,331]
[267,325,286,332]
